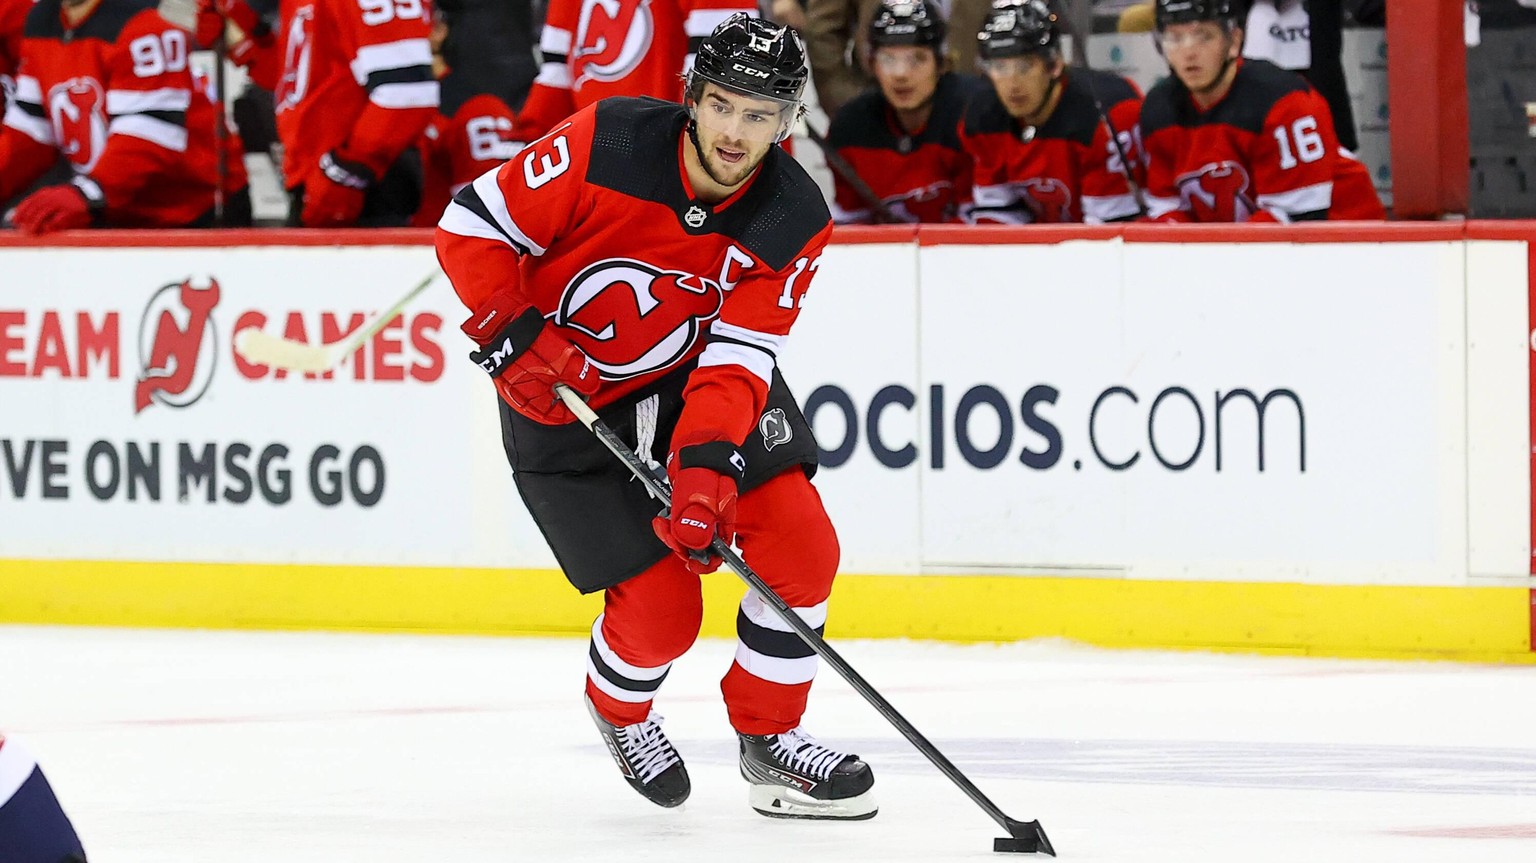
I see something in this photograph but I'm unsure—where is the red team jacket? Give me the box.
[250,0,437,190]
[437,97,833,448]
[958,68,1144,224]
[825,72,987,224]
[412,91,521,227]
[0,0,246,225]
[516,0,754,141]
[1140,58,1383,222]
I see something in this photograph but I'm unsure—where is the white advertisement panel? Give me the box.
[911,240,1467,584]
[0,246,553,568]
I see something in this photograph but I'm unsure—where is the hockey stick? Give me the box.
[801,120,900,224]
[553,383,1056,856]
[233,271,438,373]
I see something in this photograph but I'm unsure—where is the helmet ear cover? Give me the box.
[685,12,808,144]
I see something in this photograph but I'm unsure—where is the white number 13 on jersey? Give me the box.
[778,255,821,309]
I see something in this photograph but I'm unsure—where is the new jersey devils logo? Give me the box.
[1177,161,1255,222]
[48,78,107,172]
[135,278,220,414]
[556,258,723,379]
[276,6,315,112]
[571,0,655,91]
[1020,177,1074,223]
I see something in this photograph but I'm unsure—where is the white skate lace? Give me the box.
[769,728,848,780]
[620,711,681,785]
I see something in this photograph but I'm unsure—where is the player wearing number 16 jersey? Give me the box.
[1138,0,1383,222]
[437,13,877,822]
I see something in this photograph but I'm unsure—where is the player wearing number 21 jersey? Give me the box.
[437,14,879,823]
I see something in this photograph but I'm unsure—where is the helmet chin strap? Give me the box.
[1019,70,1060,127]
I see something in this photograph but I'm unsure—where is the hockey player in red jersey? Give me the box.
[1,0,26,107]
[0,733,87,862]
[0,0,249,233]
[214,0,439,226]
[515,0,756,141]
[824,0,986,224]
[436,14,877,821]
[1139,0,1383,222]
[957,0,1143,224]
[410,0,521,226]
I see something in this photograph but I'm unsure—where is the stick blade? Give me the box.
[994,819,1055,856]
[234,328,338,374]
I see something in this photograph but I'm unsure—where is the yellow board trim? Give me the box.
[1,559,1530,663]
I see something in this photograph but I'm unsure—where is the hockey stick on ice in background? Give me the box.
[553,383,1056,857]
[234,271,439,373]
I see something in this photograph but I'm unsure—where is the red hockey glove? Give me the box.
[12,180,101,235]
[194,0,267,48]
[462,291,598,425]
[652,442,745,574]
[301,151,374,227]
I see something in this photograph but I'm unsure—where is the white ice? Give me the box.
[3,625,1534,862]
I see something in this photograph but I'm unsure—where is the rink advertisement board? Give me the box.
[1,225,1532,657]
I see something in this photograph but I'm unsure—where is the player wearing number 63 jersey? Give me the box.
[438,13,878,823]
[0,0,249,233]
[1138,0,1383,222]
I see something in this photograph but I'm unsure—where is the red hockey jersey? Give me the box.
[1139,58,1377,223]
[268,0,437,189]
[412,92,521,227]
[958,68,1143,224]
[1329,146,1386,220]
[436,97,833,447]
[0,0,246,226]
[825,72,986,224]
[516,0,755,141]
[0,0,27,101]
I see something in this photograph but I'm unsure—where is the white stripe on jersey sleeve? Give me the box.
[710,320,787,358]
[1144,193,1185,219]
[4,75,53,145]
[106,87,191,115]
[471,168,546,255]
[539,24,572,54]
[972,182,1020,208]
[1256,180,1333,218]
[369,80,440,109]
[698,340,775,386]
[1082,192,1141,224]
[535,62,573,89]
[109,114,188,152]
[350,39,435,85]
[438,199,519,247]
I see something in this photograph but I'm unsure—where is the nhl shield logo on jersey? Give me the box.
[758,408,793,451]
[1177,161,1255,222]
[47,78,107,172]
[684,205,708,228]
[555,258,723,380]
[571,0,656,91]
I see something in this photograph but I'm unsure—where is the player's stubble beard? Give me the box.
[687,122,762,190]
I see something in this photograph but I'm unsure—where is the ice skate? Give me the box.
[738,727,877,820]
[585,695,690,808]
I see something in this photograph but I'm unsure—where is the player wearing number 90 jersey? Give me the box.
[0,0,248,231]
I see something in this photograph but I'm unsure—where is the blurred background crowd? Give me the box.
[1,0,1533,233]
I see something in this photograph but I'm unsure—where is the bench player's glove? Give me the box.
[653,442,745,574]
[462,288,598,425]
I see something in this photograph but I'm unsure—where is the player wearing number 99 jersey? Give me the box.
[437,15,878,822]
[0,0,249,233]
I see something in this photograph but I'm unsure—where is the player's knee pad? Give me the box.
[601,558,705,666]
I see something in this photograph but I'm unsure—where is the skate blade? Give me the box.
[748,783,878,821]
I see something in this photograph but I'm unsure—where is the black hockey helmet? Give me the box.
[869,0,947,53]
[1154,0,1242,29]
[976,0,1060,62]
[688,13,808,105]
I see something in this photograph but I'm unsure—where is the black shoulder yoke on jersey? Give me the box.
[26,0,156,41]
[963,72,1103,146]
[827,72,981,152]
[588,96,830,272]
[1141,58,1312,136]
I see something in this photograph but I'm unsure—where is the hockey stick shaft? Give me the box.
[234,271,438,373]
[553,384,1054,856]
[802,120,900,225]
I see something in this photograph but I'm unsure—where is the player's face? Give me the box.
[872,46,941,112]
[982,54,1060,121]
[1160,22,1239,92]
[692,84,788,187]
